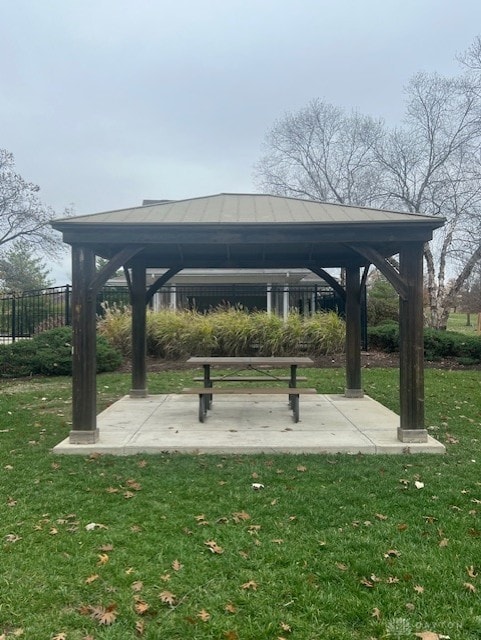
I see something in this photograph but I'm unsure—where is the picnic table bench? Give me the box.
[183,356,315,423]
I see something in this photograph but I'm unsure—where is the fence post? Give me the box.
[65,284,71,326]
[11,294,16,343]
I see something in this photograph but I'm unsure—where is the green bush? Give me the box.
[0,326,122,378]
[367,321,400,352]
[368,322,481,363]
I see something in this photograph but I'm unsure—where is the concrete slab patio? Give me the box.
[53,393,445,455]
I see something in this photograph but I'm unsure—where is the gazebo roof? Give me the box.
[52,193,444,270]
[54,192,440,226]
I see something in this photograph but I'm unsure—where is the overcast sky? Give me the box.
[2,0,481,281]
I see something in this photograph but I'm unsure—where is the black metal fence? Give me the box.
[0,283,366,346]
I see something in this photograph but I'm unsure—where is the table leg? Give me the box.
[289,364,298,408]
[203,364,212,408]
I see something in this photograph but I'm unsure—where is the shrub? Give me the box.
[0,326,122,377]
[367,321,400,352]
[368,322,481,363]
[97,307,347,359]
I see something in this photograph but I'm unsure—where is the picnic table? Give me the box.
[183,356,315,423]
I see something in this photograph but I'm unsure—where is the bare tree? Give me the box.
[377,72,481,328]
[254,59,481,330]
[0,149,67,256]
[255,99,385,206]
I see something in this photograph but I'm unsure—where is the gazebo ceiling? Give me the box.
[52,193,444,269]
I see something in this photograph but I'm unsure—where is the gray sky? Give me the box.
[1,0,481,281]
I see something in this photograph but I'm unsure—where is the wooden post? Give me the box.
[345,266,363,397]
[70,245,98,443]
[130,263,147,397]
[398,242,427,442]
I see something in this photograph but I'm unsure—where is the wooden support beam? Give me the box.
[345,266,363,398]
[398,242,427,442]
[349,245,408,300]
[146,266,182,304]
[70,245,98,443]
[310,266,346,301]
[89,246,143,294]
[130,264,147,397]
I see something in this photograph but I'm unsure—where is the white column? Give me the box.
[169,285,177,310]
[283,285,289,323]
[266,284,272,315]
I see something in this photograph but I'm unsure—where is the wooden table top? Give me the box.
[186,356,314,366]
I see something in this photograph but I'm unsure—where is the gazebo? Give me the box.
[52,193,444,445]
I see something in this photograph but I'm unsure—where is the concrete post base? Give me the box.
[397,427,428,443]
[69,428,100,444]
[130,389,148,398]
[344,388,364,398]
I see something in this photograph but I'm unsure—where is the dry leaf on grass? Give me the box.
[197,609,211,621]
[172,559,183,571]
[205,539,224,554]
[89,603,118,625]
[134,600,150,614]
[241,580,258,590]
[159,590,177,605]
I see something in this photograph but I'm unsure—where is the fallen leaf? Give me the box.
[232,511,251,522]
[124,491,135,499]
[296,465,307,472]
[439,538,449,547]
[172,559,183,571]
[384,549,401,558]
[414,584,425,594]
[375,513,388,521]
[85,522,108,531]
[85,574,100,584]
[198,609,211,621]
[415,632,450,640]
[466,565,478,578]
[280,621,292,631]
[135,619,145,635]
[336,562,348,571]
[159,590,176,605]
[52,634,67,640]
[360,578,375,588]
[464,582,476,592]
[131,580,143,592]
[90,603,117,625]
[205,540,224,554]
[241,580,258,590]
[97,553,109,565]
[106,487,119,493]
[125,479,142,491]
[223,632,239,640]
[5,534,21,543]
[372,607,381,620]
[224,602,237,613]
[386,576,400,584]
[415,481,425,489]
[134,600,150,614]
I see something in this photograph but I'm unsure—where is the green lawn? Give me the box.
[447,311,480,335]
[1,367,481,639]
